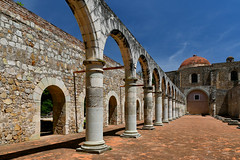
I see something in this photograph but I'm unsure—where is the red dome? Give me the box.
[179,55,210,70]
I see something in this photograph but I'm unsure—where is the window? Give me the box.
[191,73,198,83]
[194,94,200,100]
[231,71,238,81]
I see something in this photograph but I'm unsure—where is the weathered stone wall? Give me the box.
[227,84,240,118]
[0,0,144,145]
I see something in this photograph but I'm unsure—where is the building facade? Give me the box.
[167,55,240,118]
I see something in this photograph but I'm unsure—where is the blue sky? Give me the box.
[14,0,240,71]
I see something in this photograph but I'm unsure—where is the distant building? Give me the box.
[167,55,240,118]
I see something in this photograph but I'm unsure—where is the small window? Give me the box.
[194,94,200,100]
[231,71,238,81]
[191,73,198,83]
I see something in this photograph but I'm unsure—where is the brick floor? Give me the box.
[1,115,240,160]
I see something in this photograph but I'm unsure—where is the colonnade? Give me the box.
[67,0,187,154]
[77,62,187,153]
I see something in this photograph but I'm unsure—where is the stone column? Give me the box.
[77,60,110,153]
[179,102,183,117]
[121,77,141,138]
[172,98,176,120]
[178,101,181,118]
[154,91,163,126]
[175,100,179,119]
[142,86,155,130]
[213,102,216,117]
[163,95,169,123]
[168,96,173,121]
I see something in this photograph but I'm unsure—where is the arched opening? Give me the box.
[231,71,238,81]
[104,30,132,70]
[40,85,66,136]
[153,68,160,121]
[108,96,118,125]
[103,30,132,125]
[191,73,198,83]
[41,88,53,136]
[138,55,150,86]
[136,100,140,121]
[187,90,209,115]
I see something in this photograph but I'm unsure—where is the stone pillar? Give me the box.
[163,95,169,123]
[175,100,179,119]
[179,102,183,117]
[213,102,216,117]
[121,77,141,138]
[142,86,155,130]
[154,91,163,126]
[76,60,110,153]
[178,101,181,117]
[168,96,173,121]
[172,98,176,120]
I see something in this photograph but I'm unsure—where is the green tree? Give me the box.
[41,89,53,116]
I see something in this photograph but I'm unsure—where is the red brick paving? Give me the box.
[1,115,240,160]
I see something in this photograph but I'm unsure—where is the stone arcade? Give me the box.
[0,0,187,153]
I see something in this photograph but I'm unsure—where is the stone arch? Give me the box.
[66,0,101,59]
[106,91,119,125]
[138,55,151,86]
[32,77,70,140]
[161,76,167,95]
[108,96,117,125]
[167,82,171,97]
[105,30,132,71]
[171,85,175,98]
[185,87,210,97]
[153,68,160,92]
[161,76,167,118]
[187,89,209,115]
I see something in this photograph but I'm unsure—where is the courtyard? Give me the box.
[0,115,240,160]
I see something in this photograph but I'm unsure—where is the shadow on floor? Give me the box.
[0,123,144,160]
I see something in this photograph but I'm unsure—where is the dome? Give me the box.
[179,55,210,70]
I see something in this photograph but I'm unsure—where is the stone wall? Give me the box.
[0,0,144,145]
[227,84,240,118]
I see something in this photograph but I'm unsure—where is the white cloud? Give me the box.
[217,27,235,43]
[169,42,188,61]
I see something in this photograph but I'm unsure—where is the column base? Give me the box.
[172,117,176,120]
[154,122,163,126]
[142,125,155,130]
[168,118,173,121]
[76,143,111,154]
[163,119,169,123]
[120,131,141,138]
[237,125,240,129]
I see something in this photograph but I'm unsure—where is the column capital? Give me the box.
[123,77,138,82]
[83,59,105,73]
[155,91,162,94]
[168,96,172,99]
[83,59,106,66]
